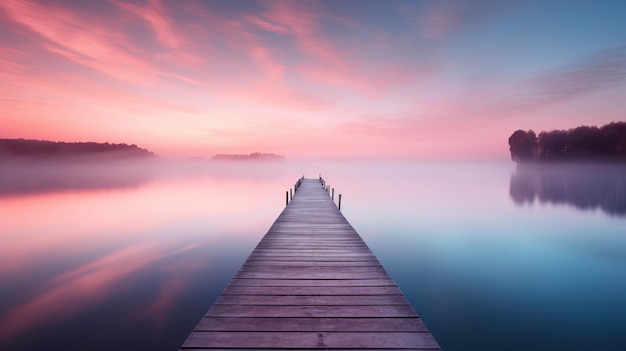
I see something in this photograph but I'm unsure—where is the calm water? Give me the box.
[1,160,625,350]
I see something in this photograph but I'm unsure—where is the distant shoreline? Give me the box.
[210,153,285,161]
[0,138,155,161]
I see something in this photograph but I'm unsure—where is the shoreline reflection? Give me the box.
[0,160,157,197]
[509,163,626,217]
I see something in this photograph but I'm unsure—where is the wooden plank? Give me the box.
[228,278,396,287]
[241,260,382,266]
[183,331,440,349]
[249,253,376,257]
[239,266,387,273]
[194,317,429,332]
[221,285,404,296]
[243,256,379,262]
[235,271,390,280]
[215,295,409,305]
[179,178,441,350]
[205,305,418,318]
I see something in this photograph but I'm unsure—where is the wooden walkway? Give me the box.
[180,178,441,350]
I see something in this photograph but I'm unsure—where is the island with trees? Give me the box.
[508,122,626,163]
[210,152,285,161]
[0,138,155,161]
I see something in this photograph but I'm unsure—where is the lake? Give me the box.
[1,160,625,350]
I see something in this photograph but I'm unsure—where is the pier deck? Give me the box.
[180,178,441,350]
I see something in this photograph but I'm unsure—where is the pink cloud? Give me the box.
[255,0,338,61]
[112,0,184,49]
[243,1,437,97]
[0,0,159,84]
[403,0,511,40]
[166,2,334,111]
[0,0,207,86]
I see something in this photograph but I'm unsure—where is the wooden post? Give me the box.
[286,191,289,205]
[332,188,334,200]
[338,194,342,211]
[290,188,293,200]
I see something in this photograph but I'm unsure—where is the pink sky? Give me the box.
[1,0,625,160]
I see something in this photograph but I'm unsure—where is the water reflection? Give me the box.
[0,160,157,197]
[510,163,626,217]
[0,241,199,338]
[3,161,625,351]
[0,163,292,351]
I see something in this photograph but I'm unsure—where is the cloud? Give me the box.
[256,0,337,61]
[402,0,513,40]
[239,0,436,97]
[111,0,184,49]
[0,0,206,86]
[504,46,626,113]
[0,0,157,84]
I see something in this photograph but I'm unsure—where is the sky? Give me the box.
[1,0,626,160]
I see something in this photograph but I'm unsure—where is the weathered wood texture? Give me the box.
[180,178,441,350]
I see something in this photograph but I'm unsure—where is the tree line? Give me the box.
[508,122,626,162]
[0,138,155,159]
[211,152,285,161]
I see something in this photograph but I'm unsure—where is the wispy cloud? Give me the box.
[241,0,435,97]
[1,0,157,84]
[0,0,207,86]
[403,0,513,40]
[111,0,184,49]
[504,46,626,113]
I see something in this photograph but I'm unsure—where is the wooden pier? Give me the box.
[180,178,441,350]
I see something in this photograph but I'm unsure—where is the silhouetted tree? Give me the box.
[508,129,536,162]
[565,126,605,159]
[536,130,568,160]
[601,122,626,158]
[509,122,626,163]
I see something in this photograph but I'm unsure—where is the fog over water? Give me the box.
[1,160,625,351]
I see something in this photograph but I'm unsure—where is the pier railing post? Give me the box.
[338,194,342,211]
[290,188,293,201]
[286,191,289,205]
[332,188,334,200]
